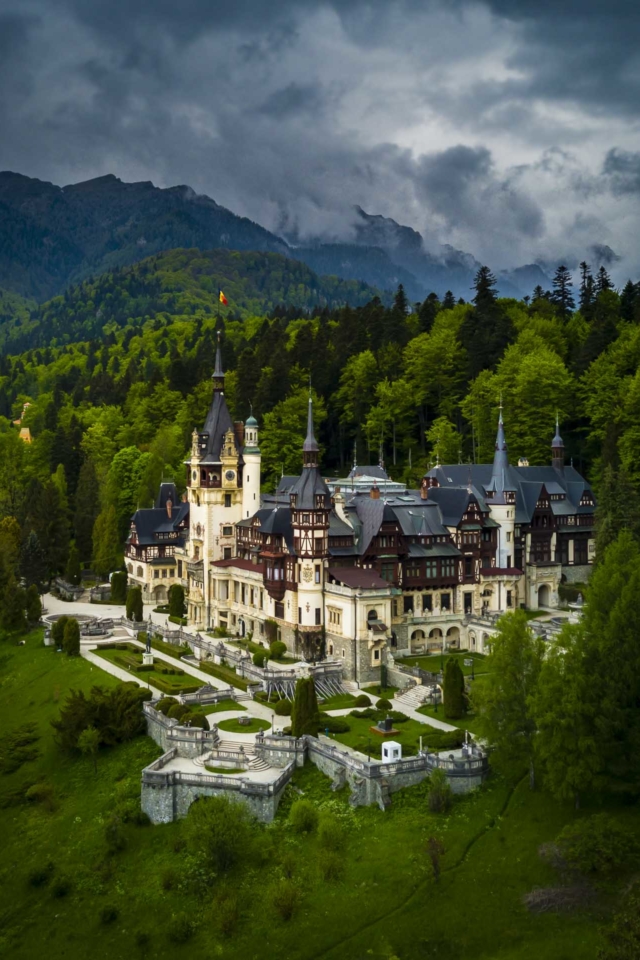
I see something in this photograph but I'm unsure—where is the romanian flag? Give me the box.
[219,289,228,305]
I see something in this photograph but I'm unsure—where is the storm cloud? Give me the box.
[0,0,639,276]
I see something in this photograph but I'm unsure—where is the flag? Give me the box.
[219,290,228,305]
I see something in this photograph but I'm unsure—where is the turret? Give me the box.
[242,412,261,520]
[486,407,516,569]
[552,416,564,472]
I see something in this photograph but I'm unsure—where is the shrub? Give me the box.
[51,683,151,751]
[167,703,190,723]
[270,879,300,922]
[156,697,179,716]
[25,584,42,623]
[51,876,71,898]
[319,850,344,882]
[376,698,392,710]
[351,707,376,720]
[185,796,252,874]
[274,699,292,716]
[289,799,319,834]
[168,583,186,619]
[269,640,287,660]
[62,617,81,656]
[188,712,210,730]
[428,768,453,814]
[50,616,69,647]
[27,862,55,887]
[388,710,409,723]
[319,715,350,733]
[318,817,347,852]
[555,814,638,876]
[110,570,128,604]
[167,913,194,944]
[354,694,371,707]
[291,677,320,738]
[25,781,55,809]
[100,904,120,925]
[217,895,240,938]
[253,649,266,667]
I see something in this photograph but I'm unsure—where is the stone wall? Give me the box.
[144,702,219,756]
[562,564,591,585]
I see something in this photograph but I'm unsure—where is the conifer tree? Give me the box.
[126,585,143,622]
[291,677,320,738]
[20,531,48,590]
[65,543,82,585]
[596,265,613,293]
[74,460,99,563]
[92,504,120,579]
[418,292,440,332]
[393,284,409,317]
[169,583,185,618]
[110,570,128,604]
[0,575,26,632]
[25,584,42,623]
[619,279,637,322]
[441,290,456,310]
[595,464,640,559]
[551,265,575,321]
[443,657,465,719]
[579,261,595,317]
[62,617,81,656]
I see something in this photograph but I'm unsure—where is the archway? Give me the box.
[410,629,426,653]
[446,626,460,649]
[538,584,551,608]
[469,631,477,649]
[428,627,443,652]
[155,585,168,604]
[481,632,491,654]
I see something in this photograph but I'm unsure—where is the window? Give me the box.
[403,596,414,613]
[299,606,302,622]
[194,546,200,560]
[162,569,167,578]
[315,565,321,584]
[373,649,380,661]
[464,556,473,577]
[154,569,159,579]
[481,555,491,568]
[222,525,233,536]
[303,513,310,524]
[315,608,321,625]
[464,592,473,614]
[223,547,232,559]
[241,584,246,604]
[422,594,432,612]
[275,601,285,618]
[442,559,456,578]
[556,539,569,564]
[328,608,342,628]
[441,592,451,610]
[224,494,231,508]
[574,539,588,565]
[405,563,420,578]
[506,590,512,608]
[425,560,437,579]
[177,560,182,577]
[506,531,511,542]
[392,599,398,617]
[380,562,395,582]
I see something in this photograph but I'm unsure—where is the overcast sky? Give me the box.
[1,0,640,275]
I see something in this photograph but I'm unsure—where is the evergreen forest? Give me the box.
[0,248,639,582]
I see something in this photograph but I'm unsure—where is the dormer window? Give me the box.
[303,513,310,524]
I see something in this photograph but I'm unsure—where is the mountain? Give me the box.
[0,248,383,352]
[0,172,289,301]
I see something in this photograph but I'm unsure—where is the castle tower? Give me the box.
[486,406,516,569]
[551,416,564,473]
[289,397,331,633]
[184,334,243,626]
[242,412,261,519]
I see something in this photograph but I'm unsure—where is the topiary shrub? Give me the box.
[354,694,371,707]
[351,707,376,719]
[269,640,287,660]
[62,618,81,656]
[253,650,266,668]
[274,699,292,716]
[126,586,143,622]
[319,715,350,733]
[156,697,179,716]
[387,710,409,723]
[188,712,210,730]
[376,698,392,711]
[166,704,189,723]
[443,657,465,719]
[288,799,319,834]
[51,616,69,648]
[110,570,128,604]
[291,677,320,738]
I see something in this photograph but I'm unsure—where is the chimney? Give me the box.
[234,421,245,449]
[420,479,428,500]
[370,483,380,500]
[166,498,173,519]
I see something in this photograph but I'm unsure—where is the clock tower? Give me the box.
[183,335,243,627]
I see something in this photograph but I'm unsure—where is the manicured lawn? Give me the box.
[318,691,360,710]
[197,659,249,691]
[417,703,483,735]
[398,651,492,677]
[204,765,245,774]
[216,716,270,734]
[330,712,462,758]
[94,644,201,694]
[203,699,247,714]
[360,684,398,698]
[1,628,632,960]
[149,637,191,661]
[227,639,298,664]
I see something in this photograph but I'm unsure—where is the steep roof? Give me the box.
[327,567,390,590]
[348,464,389,480]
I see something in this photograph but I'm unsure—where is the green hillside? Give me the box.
[0,248,383,352]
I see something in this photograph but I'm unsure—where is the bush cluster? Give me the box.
[353,694,371,707]
[269,640,287,660]
[289,799,319,834]
[274,699,292,716]
[319,715,350,733]
[51,682,152,751]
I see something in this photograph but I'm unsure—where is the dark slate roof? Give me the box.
[258,506,296,553]
[275,476,298,496]
[349,496,385,555]
[289,466,332,510]
[408,542,462,558]
[329,513,354,537]
[327,567,390,589]
[155,482,179,510]
[199,389,240,464]
[348,464,389,480]
[129,499,189,547]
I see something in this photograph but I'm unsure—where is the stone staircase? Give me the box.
[233,692,253,703]
[195,739,271,773]
[395,686,434,710]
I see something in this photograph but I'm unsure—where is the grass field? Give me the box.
[330,712,463,757]
[217,716,271,734]
[398,651,492,677]
[417,703,484,735]
[203,699,247,714]
[318,691,360,710]
[197,659,249,691]
[0,628,633,960]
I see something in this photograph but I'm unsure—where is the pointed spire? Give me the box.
[378,436,384,470]
[212,331,225,392]
[489,403,510,498]
[302,393,319,463]
[552,413,564,470]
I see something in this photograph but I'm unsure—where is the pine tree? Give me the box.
[92,504,120,579]
[596,265,613,293]
[472,266,498,310]
[460,267,513,379]
[595,465,640,558]
[418,293,440,332]
[291,677,320,738]
[65,544,82,585]
[110,570,128,604]
[1,575,26,632]
[550,265,575,321]
[619,279,637,323]
[443,657,465,719]
[20,531,48,590]
[393,284,409,317]
[531,285,546,302]
[441,291,456,310]
[579,261,595,318]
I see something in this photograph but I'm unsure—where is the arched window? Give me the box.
[127,563,133,573]
[367,609,378,622]
[137,566,143,578]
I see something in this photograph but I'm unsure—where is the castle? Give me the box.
[126,342,595,682]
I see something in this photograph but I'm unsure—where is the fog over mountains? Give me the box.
[0,169,618,304]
